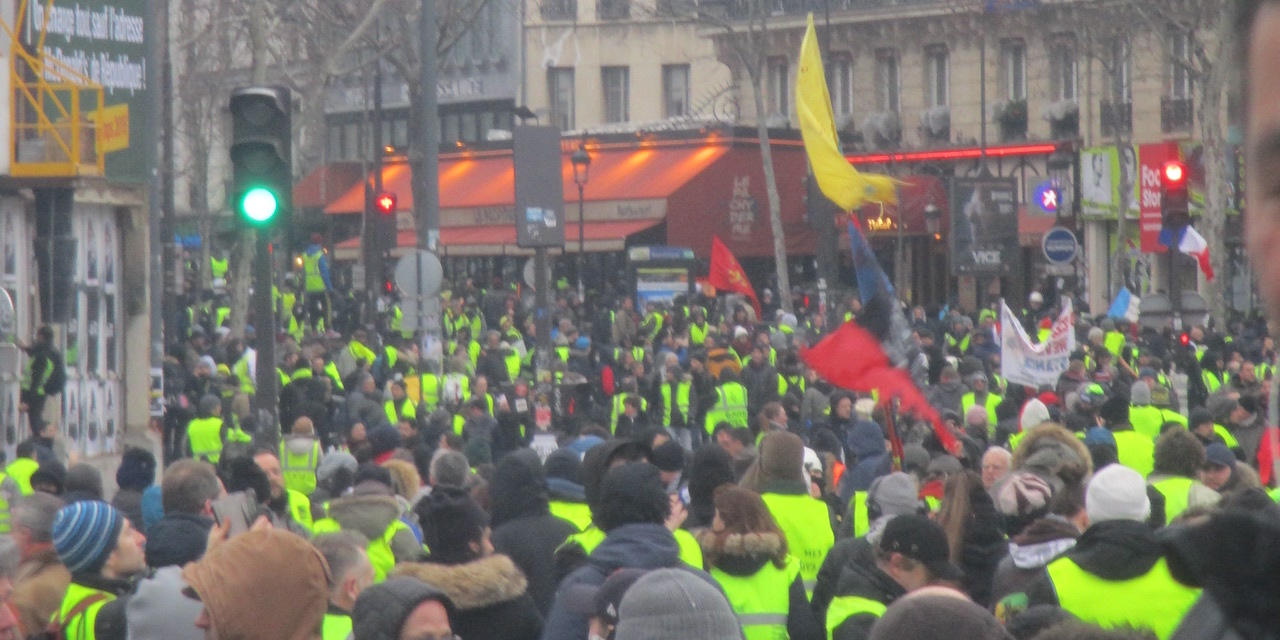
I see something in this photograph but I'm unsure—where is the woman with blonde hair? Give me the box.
[698,485,821,639]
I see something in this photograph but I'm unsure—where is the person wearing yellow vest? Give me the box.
[281,417,323,497]
[251,449,316,535]
[753,432,834,598]
[384,380,419,427]
[825,513,964,640]
[1097,395,1155,477]
[660,366,697,448]
[1129,381,1185,440]
[312,531,376,640]
[232,344,256,397]
[309,476,424,583]
[697,485,820,639]
[960,372,1003,427]
[302,233,334,331]
[187,394,235,464]
[688,308,712,347]
[49,501,148,640]
[6,441,41,495]
[1147,430,1221,525]
[545,450,593,532]
[703,370,750,435]
[542,461,710,640]
[1017,465,1201,639]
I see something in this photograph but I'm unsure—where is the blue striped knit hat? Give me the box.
[53,501,124,575]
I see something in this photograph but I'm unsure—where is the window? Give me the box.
[662,65,690,118]
[1110,37,1131,102]
[1000,39,1026,100]
[549,67,575,130]
[767,57,789,118]
[875,49,899,113]
[1168,27,1193,99]
[829,52,854,116]
[1049,37,1077,101]
[924,46,948,108]
[602,67,630,123]
[540,0,576,20]
[598,0,629,19]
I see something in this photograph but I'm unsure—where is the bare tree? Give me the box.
[639,0,794,314]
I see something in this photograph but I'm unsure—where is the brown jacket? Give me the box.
[13,546,71,637]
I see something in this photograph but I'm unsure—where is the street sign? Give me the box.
[1042,227,1079,264]
[394,250,443,298]
[1032,180,1062,216]
[513,126,567,249]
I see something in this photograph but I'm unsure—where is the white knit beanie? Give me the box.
[1086,464,1151,524]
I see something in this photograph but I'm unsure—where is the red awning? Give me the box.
[333,219,663,260]
[322,143,730,215]
[293,161,366,210]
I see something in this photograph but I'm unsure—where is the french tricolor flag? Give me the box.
[1158,226,1215,281]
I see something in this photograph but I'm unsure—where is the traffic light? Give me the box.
[1180,332,1190,347]
[1160,159,1190,232]
[229,86,292,229]
[375,191,397,216]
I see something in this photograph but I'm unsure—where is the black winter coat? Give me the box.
[395,555,543,640]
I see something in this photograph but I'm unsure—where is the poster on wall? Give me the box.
[104,383,117,454]
[950,176,1020,275]
[1081,146,1139,219]
[85,383,103,457]
[63,383,81,444]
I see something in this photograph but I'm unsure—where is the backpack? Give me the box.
[43,353,66,396]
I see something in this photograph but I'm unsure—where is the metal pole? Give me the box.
[979,34,988,173]
[577,183,585,301]
[418,0,441,251]
[534,247,552,380]
[149,0,169,431]
[253,232,279,445]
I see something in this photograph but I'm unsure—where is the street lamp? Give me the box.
[571,142,591,301]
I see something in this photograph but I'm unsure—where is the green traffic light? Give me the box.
[240,187,279,223]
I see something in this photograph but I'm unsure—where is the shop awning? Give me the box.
[333,219,663,260]
[293,161,366,210]
[321,143,729,224]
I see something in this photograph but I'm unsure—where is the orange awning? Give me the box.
[323,143,730,216]
[333,219,663,260]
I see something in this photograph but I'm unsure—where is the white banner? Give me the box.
[1001,299,1075,389]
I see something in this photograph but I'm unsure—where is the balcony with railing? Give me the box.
[1161,97,1193,134]
[1100,101,1132,138]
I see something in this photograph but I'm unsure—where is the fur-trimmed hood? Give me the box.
[323,494,402,542]
[1010,422,1092,490]
[392,554,529,610]
[381,459,423,501]
[696,530,787,576]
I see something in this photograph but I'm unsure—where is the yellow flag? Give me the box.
[796,14,900,209]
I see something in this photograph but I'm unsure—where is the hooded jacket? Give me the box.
[125,566,204,640]
[1011,423,1093,491]
[541,523,720,640]
[394,555,543,640]
[927,379,967,417]
[351,577,455,640]
[1021,519,1179,609]
[145,512,214,568]
[490,450,578,614]
[319,492,423,564]
[825,541,907,640]
[991,516,1079,607]
[839,421,892,502]
[12,546,70,638]
[698,531,822,640]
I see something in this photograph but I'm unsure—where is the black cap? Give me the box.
[562,567,649,625]
[878,514,963,581]
[650,441,686,473]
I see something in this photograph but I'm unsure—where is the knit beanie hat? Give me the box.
[866,472,920,517]
[869,591,1011,640]
[462,437,493,467]
[116,447,157,491]
[544,448,584,485]
[758,432,804,486]
[64,464,105,501]
[1019,400,1051,433]
[1098,395,1130,424]
[596,463,669,532]
[1086,463,1151,524]
[1130,381,1152,407]
[53,501,125,574]
[651,441,686,473]
[614,568,744,640]
[418,486,490,565]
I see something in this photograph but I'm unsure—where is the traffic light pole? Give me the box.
[253,231,279,444]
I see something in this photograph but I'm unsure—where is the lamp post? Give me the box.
[571,142,591,301]
[925,204,942,303]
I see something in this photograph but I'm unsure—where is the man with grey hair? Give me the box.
[10,492,68,636]
[313,532,375,640]
[429,449,471,489]
[981,447,1013,490]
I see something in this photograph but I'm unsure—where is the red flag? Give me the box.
[801,321,961,456]
[709,236,761,317]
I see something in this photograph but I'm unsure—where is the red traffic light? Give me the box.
[384,279,394,293]
[1180,332,1190,347]
[375,191,397,215]
[1162,161,1185,184]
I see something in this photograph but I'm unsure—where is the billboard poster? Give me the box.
[23,0,153,183]
[1081,146,1139,220]
[950,176,1020,275]
[635,267,690,308]
[1138,142,1178,253]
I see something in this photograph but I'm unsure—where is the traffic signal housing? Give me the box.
[230,86,292,230]
[1160,159,1190,232]
[375,191,397,216]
